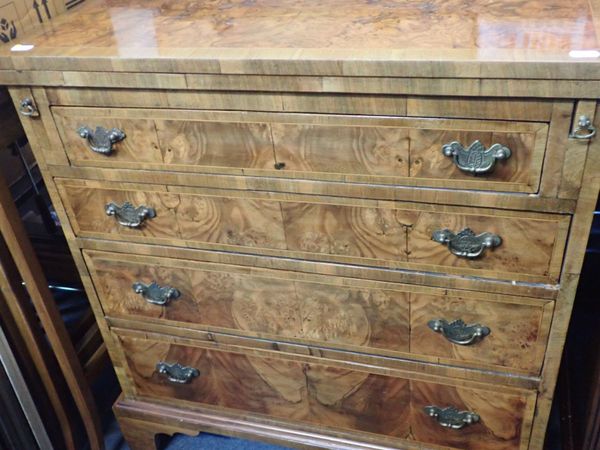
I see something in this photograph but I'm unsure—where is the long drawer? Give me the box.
[86,250,553,375]
[58,179,570,284]
[52,107,548,193]
[116,331,536,450]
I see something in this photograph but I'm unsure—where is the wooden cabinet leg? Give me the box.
[118,418,159,450]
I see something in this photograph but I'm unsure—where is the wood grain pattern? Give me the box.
[538,102,575,199]
[272,118,546,192]
[51,107,547,193]
[57,179,569,284]
[85,250,553,374]
[4,71,600,99]
[407,209,567,279]
[80,238,560,301]
[57,180,287,250]
[271,117,547,192]
[84,250,409,355]
[116,398,409,450]
[411,381,530,450]
[114,395,496,450]
[407,97,554,122]
[54,108,276,171]
[122,337,409,439]
[558,101,597,199]
[156,120,274,170]
[408,128,543,190]
[8,86,139,399]
[119,334,534,450]
[529,104,600,449]
[55,115,161,164]
[45,89,409,117]
[11,0,597,52]
[410,294,553,374]
[48,164,578,215]
[110,318,541,391]
[271,122,409,178]
[1,0,599,81]
[5,4,599,448]
[279,199,568,283]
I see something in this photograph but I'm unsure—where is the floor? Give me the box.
[104,415,289,450]
[162,434,288,450]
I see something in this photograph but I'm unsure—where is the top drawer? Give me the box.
[52,107,548,194]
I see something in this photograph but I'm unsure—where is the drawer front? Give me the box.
[53,108,548,193]
[87,250,552,374]
[118,333,534,450]
[59,179,569,284]
[409,294,552,374]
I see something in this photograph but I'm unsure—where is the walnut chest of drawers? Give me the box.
[2,1,600,449]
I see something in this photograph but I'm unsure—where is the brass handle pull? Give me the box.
[156,362,199,384]
[132,282,180,306]
[442,140,511,174]
[105,202,156,228]
[19,98,39,117]
[78,126,125,155]
[424,406,480,430]
[428,319,490,345]
[569,115,596,140]
[432,227,501,259]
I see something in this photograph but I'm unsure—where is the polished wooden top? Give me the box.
[1,0,599,78]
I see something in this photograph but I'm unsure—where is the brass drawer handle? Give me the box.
[78,126,125,155]
[424,406,480,430]
[19,98,39,117]
[133,282,180,306]
[428,319,490,345]
[432,227,501,259]
[156,362,199,384]
[569,115,596,140]
[442,140,511,174]
[105,201,156,228]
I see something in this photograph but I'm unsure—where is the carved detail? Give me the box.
[424,405,480,430]
[105,202,156,228]
[78,126,126,155]
[156,362,199,384]
[432,227,501,259]
[428,319,490,345]
[442,140,511,174]
[132,282,180,306]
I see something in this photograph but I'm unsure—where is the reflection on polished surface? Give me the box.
[3,0,599,54]
[0,0,598,79]
[109,7,159,57]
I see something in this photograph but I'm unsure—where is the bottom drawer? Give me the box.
[117,331,535,450]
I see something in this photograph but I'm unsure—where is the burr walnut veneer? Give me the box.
[2,1,600,449]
